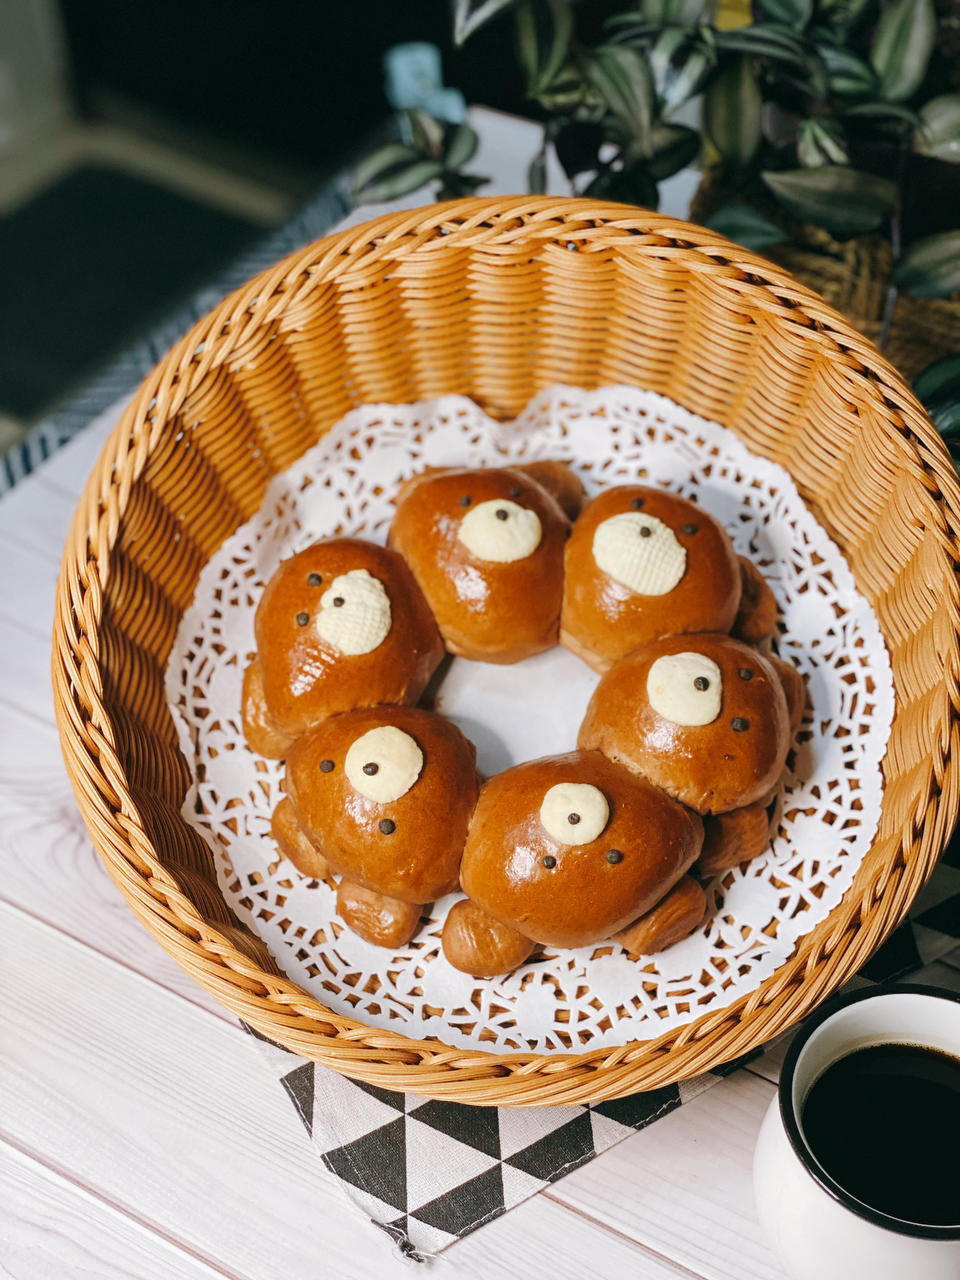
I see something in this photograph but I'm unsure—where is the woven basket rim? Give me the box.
[52,196,960,1105]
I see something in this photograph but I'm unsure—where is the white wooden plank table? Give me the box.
[2,109,956,1280]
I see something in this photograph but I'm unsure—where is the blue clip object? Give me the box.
[383,43,466,124]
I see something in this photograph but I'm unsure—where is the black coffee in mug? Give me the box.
[800,1042,960,1227]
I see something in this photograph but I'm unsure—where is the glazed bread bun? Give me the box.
[243,538,443,756]
[457,749,703,949]
[388,466,572,663]
[283,705,479,904]
[561,485,742,671]
[579,633,792,814]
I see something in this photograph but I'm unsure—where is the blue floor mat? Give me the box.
[0,164,259,420]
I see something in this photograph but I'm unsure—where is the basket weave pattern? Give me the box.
[53,197,960,1105]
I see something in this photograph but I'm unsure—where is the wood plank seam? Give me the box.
[0,1132,251,1280]
[541,1191,708,1279]
[0,894,238,1028]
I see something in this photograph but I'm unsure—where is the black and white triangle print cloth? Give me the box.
[245,842,960,1262]
[248,1027,720,1260]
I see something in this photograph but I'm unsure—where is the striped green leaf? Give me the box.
[892,231,960,299]
[705,202,788,249]
[354,156,445,204]
[704,57,762,167]
[870,0,936,102]
[817,43,876,97]
[444,122,479,169]
[640,0,707,24]
[582,44,655,142]
[454,0,515,45]
[797,118,850,166]
[761,166,897,236]
[756,0,813,28]
[649,28,713,113]
[916,95,960,163]
[515,0,574,96]
[646,123,701,178]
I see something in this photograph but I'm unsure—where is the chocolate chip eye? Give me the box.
[379,818,396,835]
[332,596,345,607]
[738,667,753,680]
[495,508,509,521]
[606,849,624,864]
[694,676,710,691]
[509,485,521,498]
[362,762,379,776]
[630,497,645,510]
[639,525,652,538]
[731,717,750,732]
[296,611,309,626]
[459,495,472,507]
[319,759,335,773]
[307,572,322,586]
[567,812,581,825]
[542,854,557,869]
[682,522,698,535]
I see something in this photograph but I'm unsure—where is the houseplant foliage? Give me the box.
[356,1,959,297]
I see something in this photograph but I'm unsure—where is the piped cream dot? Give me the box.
[344,726,423,802]
[539,783,609,845]
[314,569,391,655]
[647,652,723,726]
[592,512,686,596]
[457,498,542,562]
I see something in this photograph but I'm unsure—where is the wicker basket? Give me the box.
[689,171,960,382]
[52,197,960,1106]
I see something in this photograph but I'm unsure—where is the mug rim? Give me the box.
[778,982,960,1242]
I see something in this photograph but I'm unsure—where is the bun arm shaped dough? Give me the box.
[613,875,707,957]
[336,880,423,949]
[767,653,805,730]
[242,659,293,759]
[697,802,771,876]
[734,556,778,644]
[271,796,330,880]
[512,460,585,520]
[442,899,536,978]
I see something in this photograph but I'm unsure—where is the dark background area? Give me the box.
[58,1,621,175]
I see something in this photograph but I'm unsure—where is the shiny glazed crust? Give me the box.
[579,633,792,814]
[388,466,571,663]
[458,749,703,948]
[561,485,742,672]
[284,704,479,904]
[249,538,443,746]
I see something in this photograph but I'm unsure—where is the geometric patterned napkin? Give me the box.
[245,838,960,1261]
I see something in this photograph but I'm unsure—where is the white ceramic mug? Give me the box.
[753,984,960,1280]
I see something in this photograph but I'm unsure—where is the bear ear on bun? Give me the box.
[388,466,574,663]
[579,633,793,815]
[560,485,742,672]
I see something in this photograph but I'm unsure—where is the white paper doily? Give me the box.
[166,385,894,1053]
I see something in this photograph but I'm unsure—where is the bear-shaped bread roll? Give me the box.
[388,465,579,663]
[579,633,795,815]
[441,749,704,977]
[561,485,777,671]
[242,538,443,757]
[276,705,479,947]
